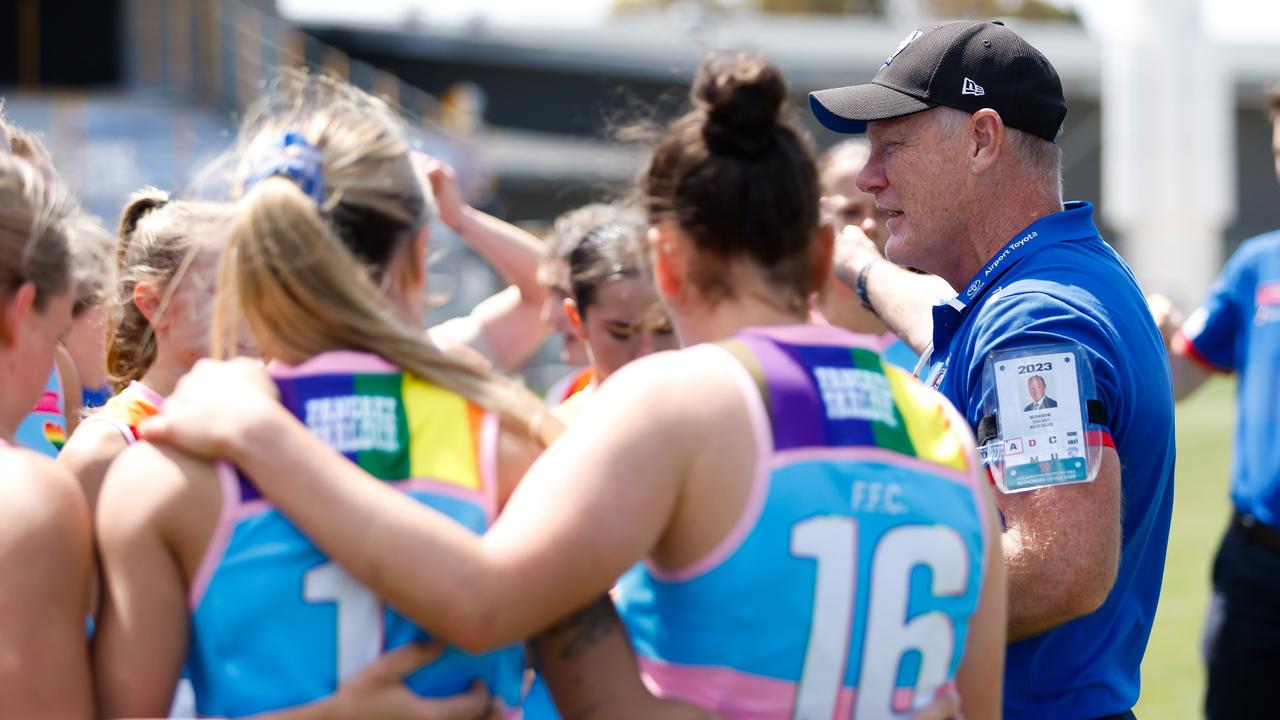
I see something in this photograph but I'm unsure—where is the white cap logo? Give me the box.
[962,77,986,96]
[885,30,923,65]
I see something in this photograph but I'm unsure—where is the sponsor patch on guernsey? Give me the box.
[304,395,401,454]
[813,366,899,427]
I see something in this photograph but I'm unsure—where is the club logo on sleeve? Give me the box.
[962,78,985,96]
[814,366,899,427]
[1256,281,1280,325]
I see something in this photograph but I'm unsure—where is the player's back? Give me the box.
[616,324,990,719]
[186,351,523,717]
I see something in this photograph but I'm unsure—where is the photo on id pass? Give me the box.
[992,347,1089,492]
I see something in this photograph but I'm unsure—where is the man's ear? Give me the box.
[563,297,587,341]
[0,281,37,347]
[969,109,1006,176]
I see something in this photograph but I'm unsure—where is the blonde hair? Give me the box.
[106,187,230,391]
[64,212,118,317]
[216,72,554,446]
[0,155,75,320]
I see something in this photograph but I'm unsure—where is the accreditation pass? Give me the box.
[993,349,1089,492]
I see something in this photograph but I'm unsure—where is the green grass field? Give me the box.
[1134,376,1235,718]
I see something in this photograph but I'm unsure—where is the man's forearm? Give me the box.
[1167,339,1214,401]
[841,260,951,354]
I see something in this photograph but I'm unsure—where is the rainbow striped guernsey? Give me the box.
[187,351,523,718]
[80,381,165,444]
[616,325,991,719]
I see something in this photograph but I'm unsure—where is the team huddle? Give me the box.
[0,18,1225,720]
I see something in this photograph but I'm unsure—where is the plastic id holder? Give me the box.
[977,343,1102,494]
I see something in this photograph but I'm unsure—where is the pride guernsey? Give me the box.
[79,381,164,443]
[616,324,989,719]
[186,351,523,717]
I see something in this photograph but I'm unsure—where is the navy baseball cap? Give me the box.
[809,20,1067,142]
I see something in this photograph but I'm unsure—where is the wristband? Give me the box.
[855,258,883,315]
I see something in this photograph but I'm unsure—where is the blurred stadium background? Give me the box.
[0,0,1270,714]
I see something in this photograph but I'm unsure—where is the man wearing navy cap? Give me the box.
[810,20,1176,720]
[1149,86,1280,719]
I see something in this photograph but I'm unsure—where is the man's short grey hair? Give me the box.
[933,107,1063,203]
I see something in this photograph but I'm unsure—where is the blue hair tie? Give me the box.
[245,131,326,205]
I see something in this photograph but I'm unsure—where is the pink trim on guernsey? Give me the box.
[80,381,166,444]
[479,410,500,523]
[742,323,883,351]
[934,397,994,552]
[130,380,166,410]
[639,656,950,719]
[268,350,398,378]
[81,414,136,445]
[878,330,900,350]
[189,462,244,609]
[393,477,487,509]
[639,656,796,718]
[645,344,773,583]
[770,446,975,488]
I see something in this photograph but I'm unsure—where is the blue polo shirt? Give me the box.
[1178,230,1280,527]
[921,201,1176,718]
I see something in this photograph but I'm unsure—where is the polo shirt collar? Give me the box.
[928,201,1099,358]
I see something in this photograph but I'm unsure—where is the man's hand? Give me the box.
[831,224,886,290]
[327,643,498,720]
[1145,293,1215,399]
[1146,293,1184,350]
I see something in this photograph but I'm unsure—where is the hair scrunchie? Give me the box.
[244,131,326,205]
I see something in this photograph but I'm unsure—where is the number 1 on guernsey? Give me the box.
[791,518,969,719]
[304,562,383,683]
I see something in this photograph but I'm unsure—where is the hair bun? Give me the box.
[694,54,787,158]
[118,187,171,242]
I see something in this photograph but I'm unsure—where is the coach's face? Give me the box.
[1028,375,1046,403]
[858,109,970,275]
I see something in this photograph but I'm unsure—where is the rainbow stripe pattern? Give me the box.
[616,325,989,719]
[188,352,521,718]
[84,381,164,443]
[14,368,66,457]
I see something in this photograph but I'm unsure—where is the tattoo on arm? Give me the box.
[530,594,620,668]
[531,596,724,720]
